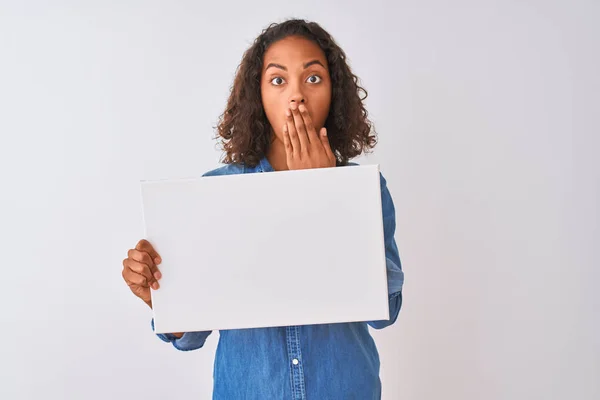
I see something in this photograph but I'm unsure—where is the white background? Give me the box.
[1,1,598,399]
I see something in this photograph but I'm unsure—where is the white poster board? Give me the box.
[140,165,389,334]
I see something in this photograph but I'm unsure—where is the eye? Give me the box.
[306,75,322,84]
[270,77,285,86]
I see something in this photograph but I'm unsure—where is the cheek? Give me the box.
[261,91,282,131]
[310,92,332,126]
[268,111,286,138]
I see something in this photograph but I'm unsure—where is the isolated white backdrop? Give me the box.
[0,1,598,399]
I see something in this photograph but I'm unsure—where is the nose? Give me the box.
[288,81,306,104]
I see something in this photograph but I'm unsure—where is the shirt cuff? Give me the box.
[151,318,180,342]
[386,258,404,295]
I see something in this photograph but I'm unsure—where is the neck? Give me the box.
[266,136,289,172]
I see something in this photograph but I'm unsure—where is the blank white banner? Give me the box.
[140,165,389,334]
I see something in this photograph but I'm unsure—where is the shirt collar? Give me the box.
[258,156,274,173]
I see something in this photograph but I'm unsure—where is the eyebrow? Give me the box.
[265,59,326,72]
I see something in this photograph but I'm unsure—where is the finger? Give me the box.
[282,123,294,160]
[128,248,154,268]
[128,248,161,280]
[290,103,309,155]
[136,239,162,265]
[123,257,158,288]
[298,104,321,146]
[122,265,151,288]
[285,109,301,157]
[135,240,162,279]
[320,127,336,164]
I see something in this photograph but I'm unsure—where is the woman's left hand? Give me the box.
[283,102,336,170]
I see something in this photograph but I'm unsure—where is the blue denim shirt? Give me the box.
[151,157,404,400]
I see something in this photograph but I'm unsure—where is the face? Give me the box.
[260,35,332,143]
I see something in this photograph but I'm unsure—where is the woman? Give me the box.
[122,18,404,399]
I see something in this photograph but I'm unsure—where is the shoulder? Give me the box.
[201,163,246,177]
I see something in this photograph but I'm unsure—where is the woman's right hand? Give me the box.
[122,239,162,308]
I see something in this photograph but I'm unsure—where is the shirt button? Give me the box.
[292,359,299,365]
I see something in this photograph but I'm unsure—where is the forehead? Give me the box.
[262,36,327,68]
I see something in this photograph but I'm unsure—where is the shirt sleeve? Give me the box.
[367,172,405,330]
[151,318,213,351]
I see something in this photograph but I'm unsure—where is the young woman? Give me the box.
[122,19,404,400]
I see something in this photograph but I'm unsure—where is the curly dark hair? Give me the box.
[215,19,377,168]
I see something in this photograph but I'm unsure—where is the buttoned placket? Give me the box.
[286,325,306,399]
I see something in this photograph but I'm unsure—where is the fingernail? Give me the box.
[152,282,159,290]
[154,257,161,265]
[299,104,305,112]
[154,271,162,280]
[285,109,291,117]
[290,102,297,110]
